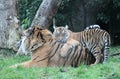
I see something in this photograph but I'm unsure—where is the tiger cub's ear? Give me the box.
[65,25,69,29]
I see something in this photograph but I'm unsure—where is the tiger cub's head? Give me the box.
[53,25,70,43]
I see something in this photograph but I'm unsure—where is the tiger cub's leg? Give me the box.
[94,53,103,64]
[92,47,103,64]
[60,39,79,57]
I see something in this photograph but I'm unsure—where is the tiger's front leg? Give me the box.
[94,53,103,64]
[10,60,37,68]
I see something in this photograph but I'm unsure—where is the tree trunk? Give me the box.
[31,0,62,28]
[0,0,20,51]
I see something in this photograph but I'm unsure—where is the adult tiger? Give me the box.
[53,25,111,64]
[11,26,95,68]
[16,26,46,55]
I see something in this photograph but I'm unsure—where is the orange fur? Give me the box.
[11,26,95,68]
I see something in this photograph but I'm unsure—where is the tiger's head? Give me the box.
[53,25,70,43]
[22,26,54,54]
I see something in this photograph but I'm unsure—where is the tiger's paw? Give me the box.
[9,64,20,68]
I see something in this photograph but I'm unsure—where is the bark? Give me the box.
[0,0,20,51]
[31,0,62,29]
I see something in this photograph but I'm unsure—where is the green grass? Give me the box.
[0,46,120,79]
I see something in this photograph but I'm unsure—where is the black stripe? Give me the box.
[77,47,83,65]
[36,42,60,62]
[33,56,39,60]
[39,32,45,42]
[71,46,79,67]
[47,42,62,66]
[67,45,78,64]
[63,48,73,66]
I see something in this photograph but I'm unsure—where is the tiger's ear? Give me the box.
[65,25,69,29]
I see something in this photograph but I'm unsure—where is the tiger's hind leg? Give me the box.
[94,52,103,64]
[92,47,103,65]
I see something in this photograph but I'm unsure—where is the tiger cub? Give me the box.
[53,25,111,64]
[53,25,80,57]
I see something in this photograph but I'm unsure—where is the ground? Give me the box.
[0,46,120,79]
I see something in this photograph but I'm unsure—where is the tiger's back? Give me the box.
[71,29,111,49]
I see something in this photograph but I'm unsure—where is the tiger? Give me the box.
[53,25,111,64]
[16,26,46,55]
[10,26,95,68]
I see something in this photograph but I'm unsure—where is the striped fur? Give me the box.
[85,24,100,30]
[16,26,46,55]
[53,25,111,64]
[11,26,95,68]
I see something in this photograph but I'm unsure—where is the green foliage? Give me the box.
[95,0,120,25]
[18,0,120,31]
[21,17,31,30]
[18,0,74,29]
[18,0,42,29]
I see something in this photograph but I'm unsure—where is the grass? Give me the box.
[0,46,120,79]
